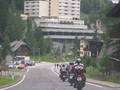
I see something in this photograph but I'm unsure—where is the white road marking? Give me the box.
[51,66,103,88]
[86,82,103,88]
[1,69,30,90]
[51,66,59,76]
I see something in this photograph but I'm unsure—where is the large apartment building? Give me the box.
[24,0,80,19]
[24,0,49,17]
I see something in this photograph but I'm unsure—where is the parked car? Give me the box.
[8,64,16,69]
[26,60,35,66]
[16,64,26,69]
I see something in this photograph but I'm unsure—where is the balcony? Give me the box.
[44,35,93,40]
[39,23,88,29]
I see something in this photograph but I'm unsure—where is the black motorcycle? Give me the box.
[74,74,86,90]
[68,73,75,86]
[59,71,67,82]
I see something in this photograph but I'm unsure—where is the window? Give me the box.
[65,2,68,4]
[26,2,29,4]
[64,13,68,15]
[71,13,75,15]
[32,5,35,7]
[64,9,68,11]
[71,10,75,12]
[80,45,83,48]
[80,52,83,54]
[71,3,75,5]
[32,12,35,14]
[32,9,35,11]
[64,6,68,8]
[71,7,75,8]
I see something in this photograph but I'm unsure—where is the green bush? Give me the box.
[86,66,100,73]
[82,56,97,67]
[97,57,108,73]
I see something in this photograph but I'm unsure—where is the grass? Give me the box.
[95,76,120,84]
[9,68,26,72]
[86,66,120,84]
[86,66,100,73]
[0,75,20,87]
[31,54,74,63]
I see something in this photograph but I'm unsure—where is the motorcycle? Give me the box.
[68,73,75,86]
[59,71,67,82]
[74,74,85,90]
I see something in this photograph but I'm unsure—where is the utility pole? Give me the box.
[39,48,40,62]
[33,47,35,60]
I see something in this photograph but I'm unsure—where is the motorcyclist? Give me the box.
[74,58,86,73]
[74,58,86,87]
[60,64,67,74]
[67,62,75,73]
[59,64,68,81]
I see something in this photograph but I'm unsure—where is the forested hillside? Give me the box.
[80,0,113,24]
[0,0,52,63]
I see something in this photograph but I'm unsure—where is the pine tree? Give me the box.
[4,0,25,41]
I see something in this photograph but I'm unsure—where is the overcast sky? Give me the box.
[112,0,119,4]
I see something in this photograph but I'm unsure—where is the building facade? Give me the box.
[80,40,103,58]
[24,0,103,52]
[49,0,80,19]
[24,0,80,19]
[24,0,49,17]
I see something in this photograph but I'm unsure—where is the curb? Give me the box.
[53,67,120,88]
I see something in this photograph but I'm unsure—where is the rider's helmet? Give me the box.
[69,62,74,65]
[62,64,65,67]
[75,58,82,64]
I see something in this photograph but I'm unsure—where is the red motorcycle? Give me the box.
[74,66,86,90]
[59,71,67,82]
[68,73,75,86]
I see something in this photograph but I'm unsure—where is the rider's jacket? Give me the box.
[60,66,67,72]
[67,64,74,72]
[74,63,86,74]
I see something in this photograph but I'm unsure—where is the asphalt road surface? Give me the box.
[5,63,119,90]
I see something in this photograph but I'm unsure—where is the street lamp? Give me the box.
[39,48,40,62]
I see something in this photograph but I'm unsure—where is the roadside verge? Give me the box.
[0,68,29,90]
[53,67,120,88]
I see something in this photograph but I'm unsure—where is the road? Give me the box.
[5,63,119,90]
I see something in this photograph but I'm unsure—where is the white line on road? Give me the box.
[1,69,30,90]
[51,66,59,76]
[51,66,103,88]
[86,82,103,88]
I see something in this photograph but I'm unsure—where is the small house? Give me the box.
[80,40,103,58]
[11,40,31,56]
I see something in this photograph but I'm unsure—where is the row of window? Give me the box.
[25,12,39,16]
[25,9,39,11]
[25,5,39,7]
[59,13,80,16]
[25,1,39,4]
[59,2,80,5]
[59,9,80,12]
[59,5,80,8]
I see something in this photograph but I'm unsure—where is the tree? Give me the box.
[0,37,10,64]
[0,0,10,34]
[81,0,112,23]
[4,0,25,41]
[15,0,25,11]
[73,36,80,57]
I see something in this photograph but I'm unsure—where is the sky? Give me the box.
[111,0,119,4]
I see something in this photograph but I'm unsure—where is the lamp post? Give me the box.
[39,48,40,62]
[32,47,36,60]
